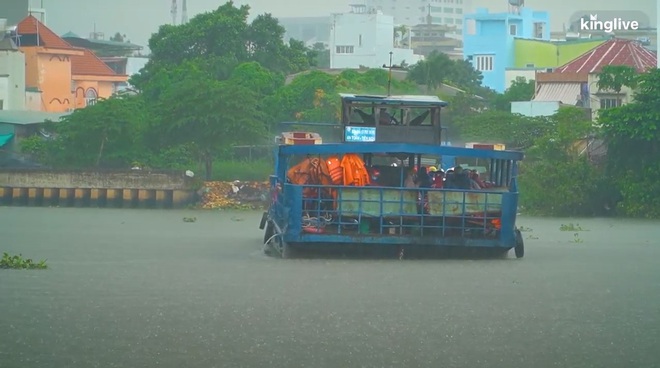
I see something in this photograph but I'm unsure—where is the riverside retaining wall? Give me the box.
[0,169,196,208]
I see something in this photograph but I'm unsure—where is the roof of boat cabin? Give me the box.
[339,93,449,107]
[277,142,524,161]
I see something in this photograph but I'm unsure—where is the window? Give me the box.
[533,22,544,38]
[444,7,453,13]
[0,100,3,110]
[474,55,494,71]
[335,45,354,54]
[455,8,462,14]
[455,19,462,25]
[600,98,622,109]
[445,18,454,24]
[85,88,98,106]
[359,35,362,47]
[509,24,517,35]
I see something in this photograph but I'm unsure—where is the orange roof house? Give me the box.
[16,15,127,112]
[532,39,657,117]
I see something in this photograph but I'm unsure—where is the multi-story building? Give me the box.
[0,21,26,111]
[365,0,472,38]
[16,15,128,112]
[329,5,421,69]
[462,7,550,92]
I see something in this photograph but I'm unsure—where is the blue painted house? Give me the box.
[463,7,550,92]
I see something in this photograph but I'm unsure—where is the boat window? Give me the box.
[406,108,433,126]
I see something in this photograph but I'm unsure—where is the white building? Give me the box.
[365,0,472,39]
[329,5,422,69]
[0,20,26,111]
[511,101,562,117]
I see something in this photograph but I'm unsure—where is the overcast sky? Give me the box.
[35,0,657,47]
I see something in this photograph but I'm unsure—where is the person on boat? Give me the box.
[445,166,471,189]
[415,167,432,188]
[404,167,418,188]
[469,170,487,189]
[428,166,444,188]
[378,108,399,125]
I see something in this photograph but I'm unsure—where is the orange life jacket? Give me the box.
[326,156,343,185]
[340,153,371,186]
[287,157,334,198]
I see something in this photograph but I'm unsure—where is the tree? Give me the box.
[311,42,330,68]
[441,92,488,132]
[132,58,214,103]
[153,76,267,179]
[447,59,484,93]
[407,51,483,93]
[228,61,284,96]
[394,25,409,47]
[269,68,420,126]
[452,110,553,150]
[491,77,535,111]
[133,1,313,91]
[598,69,660,218]
[407,51,454,90]
[109,32,127,43]
[599,68,660,168]
[35,95,149,168]
[596,65,639,93]
[518,106,604,216]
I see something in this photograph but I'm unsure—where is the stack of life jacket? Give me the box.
[286,157,334,199]
[340,154,371,186]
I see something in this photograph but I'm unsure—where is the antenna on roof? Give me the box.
[171,0,178,25]
[507,0,524,15]
[181,0,188,24]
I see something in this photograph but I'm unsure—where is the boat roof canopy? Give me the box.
[339,93,449,107]
[278,143,524,161]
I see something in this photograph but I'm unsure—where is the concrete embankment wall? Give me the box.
[0,169,196,208]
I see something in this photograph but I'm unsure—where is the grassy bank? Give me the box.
[208,159,272,182]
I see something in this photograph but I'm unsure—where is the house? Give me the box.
[463,7,550,92]
[15,15,127,112]
[0,110,69,165]
[329,5,422,69]
[529,39,656,119]
[0,22,26,110]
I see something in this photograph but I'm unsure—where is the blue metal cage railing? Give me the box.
[269,180,519,247]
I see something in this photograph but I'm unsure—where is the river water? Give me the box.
[1,207,659,368]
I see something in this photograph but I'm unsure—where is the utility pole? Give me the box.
[382,51,405,96]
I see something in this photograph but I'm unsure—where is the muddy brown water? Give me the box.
[1,207,659,368]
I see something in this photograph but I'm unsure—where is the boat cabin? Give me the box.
[339,93,448,145]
